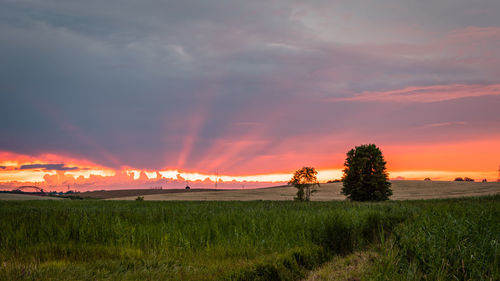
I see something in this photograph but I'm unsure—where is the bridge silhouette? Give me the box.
[13,186,46,194]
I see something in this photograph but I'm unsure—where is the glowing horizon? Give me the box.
[1,164,498,190]
[1,148,499,191]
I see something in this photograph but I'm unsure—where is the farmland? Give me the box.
[102,181,500,201]
[1,194,499,280]
[0,193,65,200]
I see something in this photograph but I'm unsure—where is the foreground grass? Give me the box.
[304,196,500,281]
[0,200,407,280]
[368,196,500,280]
[1,196,499,280]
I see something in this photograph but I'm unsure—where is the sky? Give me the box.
[1,0,500,190]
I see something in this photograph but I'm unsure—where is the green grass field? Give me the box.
[1,196,499,280]
[369,196,500,280]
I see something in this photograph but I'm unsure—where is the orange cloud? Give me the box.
[0,150,114,183]
[0,150,293,190]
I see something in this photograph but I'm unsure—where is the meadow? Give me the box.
[0,196,499,280]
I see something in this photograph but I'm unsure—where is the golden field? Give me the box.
[106,180,500,201]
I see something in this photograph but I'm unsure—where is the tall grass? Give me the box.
[3,197,498,281]
[0,200,408,280]
[369,195,500,280]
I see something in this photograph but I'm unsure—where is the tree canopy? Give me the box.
[289,167,320,201]
[341,144,392,201]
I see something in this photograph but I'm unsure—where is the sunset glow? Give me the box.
[1,141,499,191]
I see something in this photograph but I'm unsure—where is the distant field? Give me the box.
[106,181,500,201]
[0,193,65,200]
[78,188,220,199]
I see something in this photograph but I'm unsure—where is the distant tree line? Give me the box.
[454,177,475,182]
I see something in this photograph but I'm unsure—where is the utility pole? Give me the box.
[215,169,219,189]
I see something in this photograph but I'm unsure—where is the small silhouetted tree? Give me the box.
[454,177,464,182]
[341,144,392,201]
[289,167,320,201]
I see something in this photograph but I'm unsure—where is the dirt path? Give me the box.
[304,251,378,281]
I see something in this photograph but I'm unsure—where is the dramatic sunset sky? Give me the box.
[1,0,500,190]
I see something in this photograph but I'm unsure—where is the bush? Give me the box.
[135,196,144,201]
[454,177,464,181]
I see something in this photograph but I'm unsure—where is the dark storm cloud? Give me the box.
[1,0,500,172]
[19,164,79,171]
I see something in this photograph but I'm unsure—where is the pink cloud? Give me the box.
[419,121,467,129]
[328,84,500,103]
[446,26,500,42]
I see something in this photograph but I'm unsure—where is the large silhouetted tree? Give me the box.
[341,144,392,201]
[289,167,320,201]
